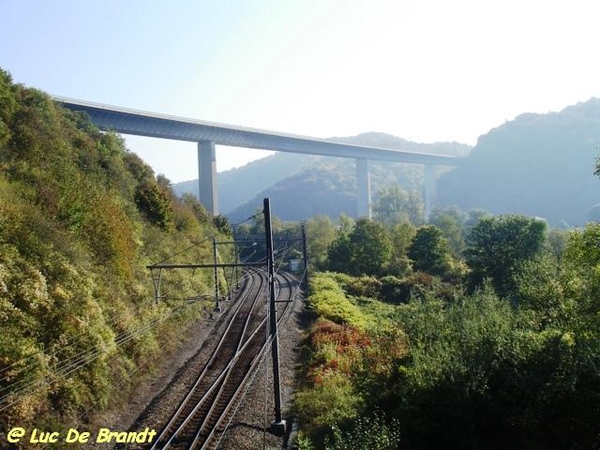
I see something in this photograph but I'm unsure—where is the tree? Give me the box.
[327,233,352,274]
[389,221,416,276]
[326,218,392,276]
[407,225,451,277]
[465,208,492,229]
[212,215,232,235]
[134,180,174,231]
[465,215,546,295]
[338,213,355,234]
[429,208,466,257]
[373,185,424,226]
[181,193,210,224]
[348,218,392,276]
[306,215,337,270]
[545,228,568,268]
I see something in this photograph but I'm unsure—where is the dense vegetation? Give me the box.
[0,69,232,432]
[4,65,600,448]
[295,203,600,448]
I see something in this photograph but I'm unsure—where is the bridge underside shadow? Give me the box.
[55,96,455,219]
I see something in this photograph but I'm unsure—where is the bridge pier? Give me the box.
[356,158,372,218]
[198,140,219,216]
[424,164,436,221]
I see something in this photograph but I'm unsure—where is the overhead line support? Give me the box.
[264,198,286,436]
[146,262,265,270]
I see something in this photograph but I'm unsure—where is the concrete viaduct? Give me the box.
[54,97,457,219]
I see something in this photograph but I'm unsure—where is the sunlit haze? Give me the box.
[3,0,599,182]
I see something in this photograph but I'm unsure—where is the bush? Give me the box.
[294,370,363,434]
[324,414,401,450]
[308,273,368,329]
[134,180,175,231]
[389,286,600,449]
[0,74,223,432]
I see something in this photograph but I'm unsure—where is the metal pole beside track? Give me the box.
[301,221,308,292]
[213,237,220,312]
[263,198,286,435]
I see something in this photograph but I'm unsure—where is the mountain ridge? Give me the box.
[438,97,600,225]
[173,132,470,218]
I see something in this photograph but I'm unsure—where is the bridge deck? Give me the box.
[54,96,457,166]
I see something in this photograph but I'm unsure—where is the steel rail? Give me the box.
[150,268,265,449]
[198,272,298,449]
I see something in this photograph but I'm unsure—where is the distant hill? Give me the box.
[330,131,471,157]
[438,98,600,226]
[173,152,320,214]
[174,132,471,219]
[227,160,357,222]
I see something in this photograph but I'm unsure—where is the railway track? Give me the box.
[150,268,299,450]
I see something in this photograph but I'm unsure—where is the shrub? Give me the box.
[0,74,223,432]
[308,273,368,329]
[134,180,175,231]
[324,414,401,450]
[390,286,600,449]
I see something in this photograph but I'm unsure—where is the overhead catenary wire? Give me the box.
[0,294,162,388]
[1,241,260,388]
[1,230,300,397]
[62,314,188,433]
[0,285,196,389]
[0,253,216,385]
[0,296,198,412]
[0,300,192,410]
[0,265,266,410]
[151,210,263,267]
[1,203,307,428]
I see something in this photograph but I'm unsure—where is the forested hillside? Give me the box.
[0,69,230,430]
[177,100,600,226]
[174,133,470,220]
[228,160,357,221]
[173,152,319,214]
[438,98,600,225]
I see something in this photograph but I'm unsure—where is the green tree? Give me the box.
[181,193,210,224]
[327,233,352,274]
[325,415,401,450]
[389,221,416,276]
[373,185,424,226]
[348,218,392,276]
[0,69,17,150]
[326,215,356,273]
[465,214,546,295]
[429,208,466,257]
[212,215,232,235]
[338,213,355,234]
[407,225,451,277]
[465,208,492,229]
[306,215,337,269]
[545,228,568,268]
[134,180,175,231]
[326,218,392,276]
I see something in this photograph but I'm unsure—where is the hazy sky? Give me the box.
[2,0,600,182]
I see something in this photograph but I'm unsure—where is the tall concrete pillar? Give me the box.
[424,164,436,221]
[198,140,219,215]
[356,158,371,218]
